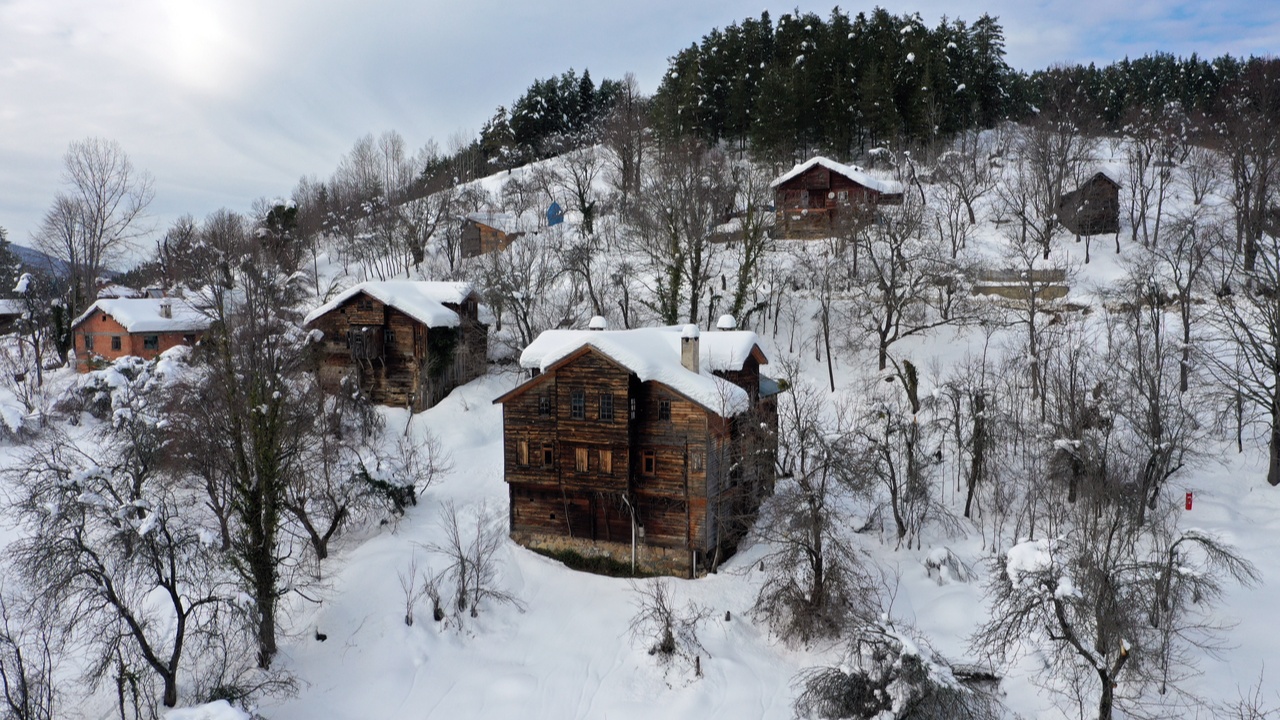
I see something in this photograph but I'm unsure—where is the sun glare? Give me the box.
[162,1,244,95]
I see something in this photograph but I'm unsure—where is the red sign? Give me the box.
[1185,492,1193,511]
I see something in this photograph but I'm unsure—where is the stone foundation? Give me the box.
[512,531,706,577]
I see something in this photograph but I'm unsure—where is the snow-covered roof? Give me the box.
[304,281,474,328]
[769,156,905,195]
[516,326,767,416]
[465,212,522,235]
[0,298,23,316]
[71,298,211,333]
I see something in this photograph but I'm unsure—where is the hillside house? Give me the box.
[1058,171,1120,236]
[304,281,488,412]
[0,299,23,335]
[461,212,524,258]
[494,318,779,576]
[771,156,905,239]
[71,297,210,371]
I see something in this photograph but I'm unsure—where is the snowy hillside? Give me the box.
[4,125,1280,720]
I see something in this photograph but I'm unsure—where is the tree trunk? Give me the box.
[964,391,985,519]
[1096,669,1115,720]
[1268,418,1280,487]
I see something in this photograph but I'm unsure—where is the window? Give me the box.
[690,452,705,471]
[538,395,551,417]
[517,440,529,466]
[570,389,585,419]
[641,450,656,475]
[658,399,671,421]
[111,336,122,351]
[541,443,554,467]
[575,447,588,472]
[182,334,196,345]
[599,449,613,474]
[84,335,94,351]
[143,335,159,351]
[598,393,614,421]
[630,398,637,419]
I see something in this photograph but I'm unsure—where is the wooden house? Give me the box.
[0,299,23,335]
[304,281,488,412]
[461,212,524,258]
[1058,171,1120,236]
[71,297,210,372]
[494,318,779,576]
[771,156,905,239]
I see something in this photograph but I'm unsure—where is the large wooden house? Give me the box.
[304,281,488,412]
[71,297,210,372]
[771,156,904,239]
[1058,171,1120,236]
[494,319,779,576]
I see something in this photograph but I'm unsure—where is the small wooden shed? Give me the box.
[1058,172,1120,236]
[304,281,488,412]
[461,212,524,258]
[771,157,905,239]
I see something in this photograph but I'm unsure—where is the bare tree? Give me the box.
[973,500,1257,720]
[34,138,153,317]
[429,503,522,619]
[995,119,1095,259]
[626,140,733,325]
[602,73,649,211]
[856,362,959,548]
[1102,266,1203,521]
[723,161,774,327]
[627,578,711,670]
[751,367,877,643]
[171,230,314,669]
[8,390,233,709]
[1122,104,1188,247]
[0,590,58,720]
[846,193,962,371]
[1210,229,1280,485]
[934,127,1003,227]
[471,229,582,354]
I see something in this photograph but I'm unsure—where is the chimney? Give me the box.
[159,299,173,319]
[680,324,700,372]
[716,314,737,331]
[589,315,608,331]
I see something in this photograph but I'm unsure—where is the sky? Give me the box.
[2,0,1277,259]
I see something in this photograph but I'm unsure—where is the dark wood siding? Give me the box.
[774,164,904,239]
[308,290,487,412]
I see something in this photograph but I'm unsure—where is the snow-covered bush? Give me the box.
[793,620,1000,720]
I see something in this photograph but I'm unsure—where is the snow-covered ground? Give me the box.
[4,134,1279,720]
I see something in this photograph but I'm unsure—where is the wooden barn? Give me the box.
[71,297,210,372]
[304,281,488,412]
[461,212,524,258]
[771,156,905,239]
[1058,171,1120,236]
[494,318,779,576]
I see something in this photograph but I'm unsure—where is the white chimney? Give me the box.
[589,315,608,331]
[716,314,737,330]
[680,324,700,372]
[159,299,173,319]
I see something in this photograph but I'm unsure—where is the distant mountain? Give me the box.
[10,243,67,277]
